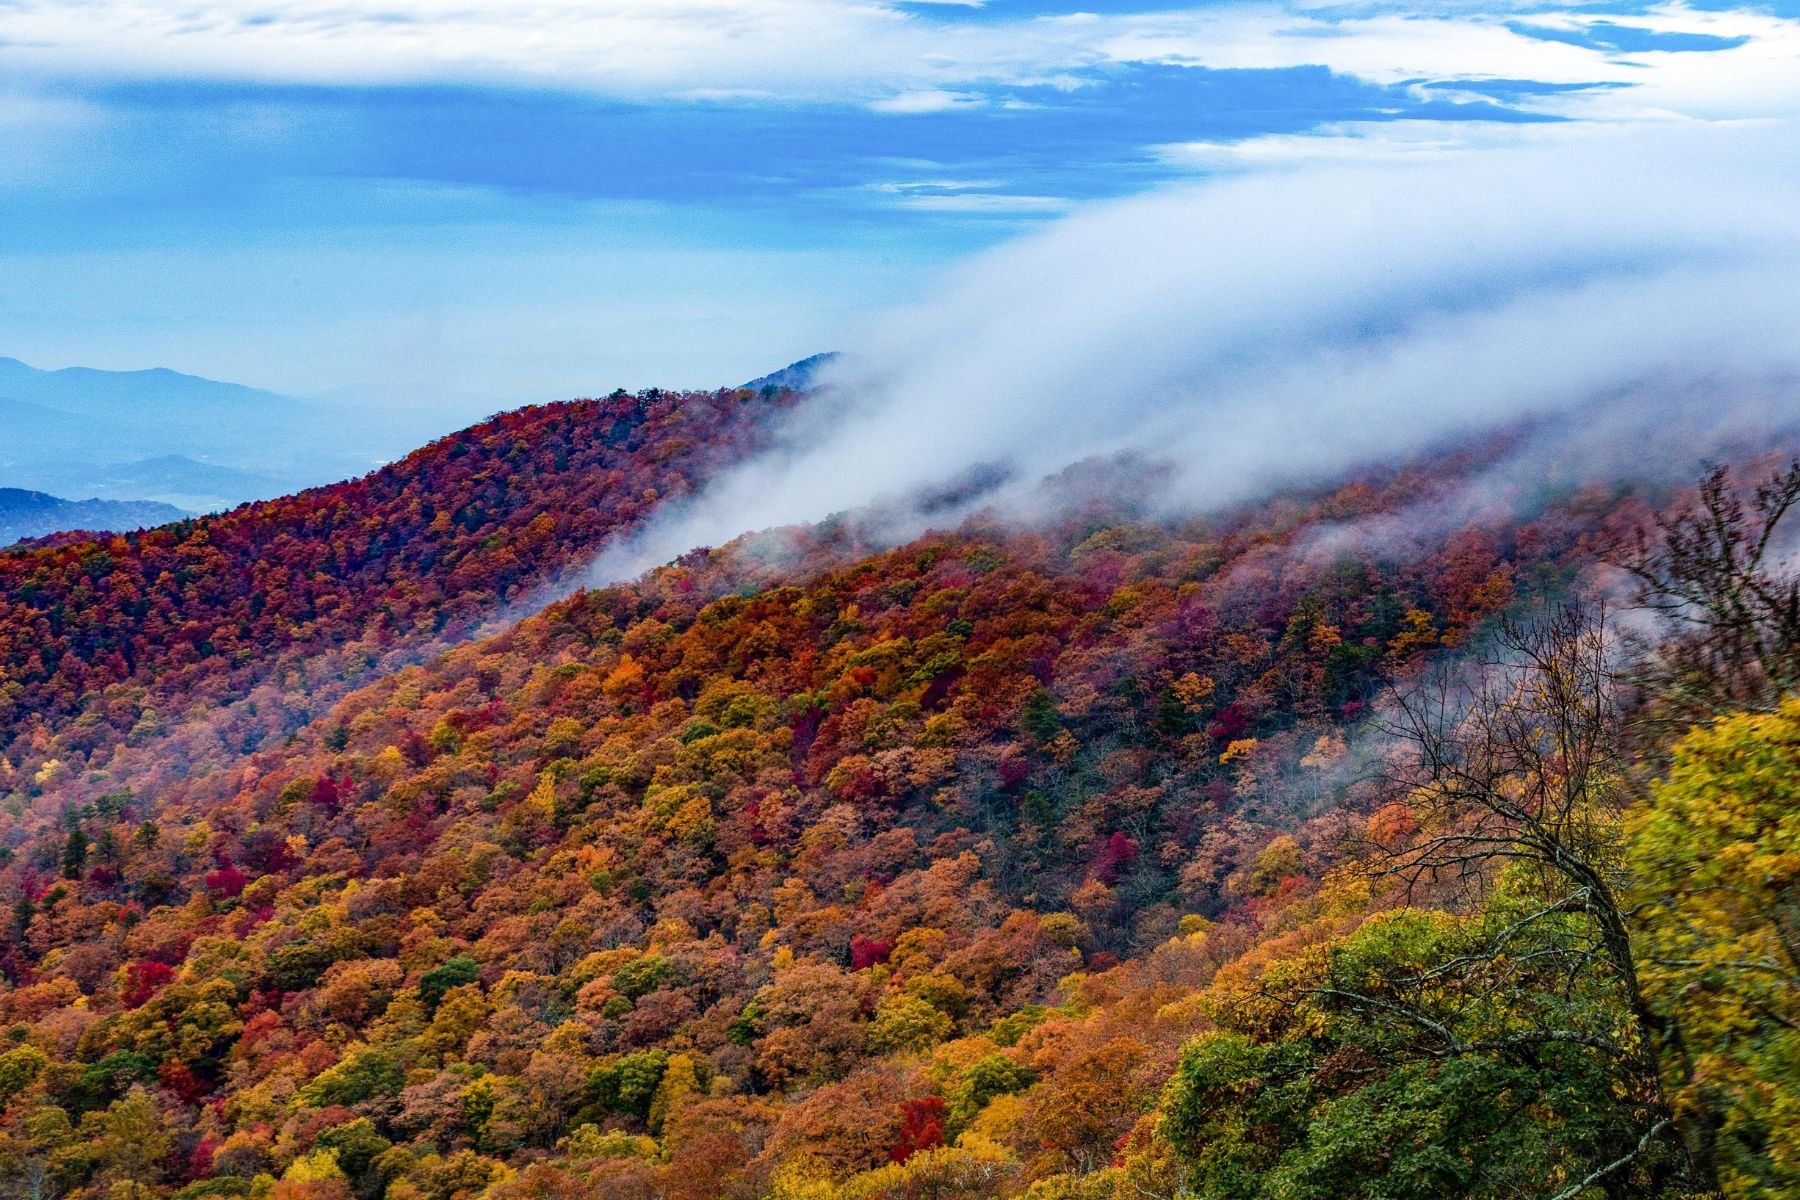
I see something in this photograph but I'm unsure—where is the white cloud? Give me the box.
[869,89,987,114]
[1102,4,1800,122]
[864,179,1073,212]
[1097,12,1604,84]
[588,119,1800,580]
[895,193,1071,212]
[0,0,1087,102]
[1154,119,1552,171]
[2,0,1798,123]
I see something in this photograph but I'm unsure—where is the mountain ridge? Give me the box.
[743,352,839,394]
[0,356,293,412]
[0,487,188,547]
[0,355,467,510]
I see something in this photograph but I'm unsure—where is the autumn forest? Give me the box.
[1,382,1797,1200]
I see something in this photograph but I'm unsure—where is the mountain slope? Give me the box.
[0,386,787,790]
[0,442,1656,1199]
[0,489,187,547]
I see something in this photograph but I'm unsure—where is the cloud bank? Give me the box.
[590,121,1800,581]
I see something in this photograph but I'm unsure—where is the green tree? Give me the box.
[418,955,481,1009]
[59,830,86,880]
[1163,891,1680,1199]
[946,1054,1035,1135]
[581,1050,669,1124]
[316,1119,394,1200]
[299,1048,406,1108]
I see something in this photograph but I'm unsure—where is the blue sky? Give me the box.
[2,0,1798,420]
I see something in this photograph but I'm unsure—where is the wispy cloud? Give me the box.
[589,119,1800,580]
[1154,118,1567,171]
[2,1,1795,117]
[7,1,1800,406]
[870,90,989,114]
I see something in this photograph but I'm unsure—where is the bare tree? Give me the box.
[1617,460,1800,722]
[1371,603,1719,1197]
[1381,607,1633,985]
[1302,464,1800,1197]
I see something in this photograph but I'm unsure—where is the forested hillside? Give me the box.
[0,387,786,804]
[13,0,1800,1194]
[0,360,1795,1200]
[12,419,1791,1200]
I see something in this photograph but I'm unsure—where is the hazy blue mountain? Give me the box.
[0,358,289,413]
[0,356,433,511]
[0,397,88,455]
[3,456,291,514]
[0,488,188,547]
[742,352,838,393]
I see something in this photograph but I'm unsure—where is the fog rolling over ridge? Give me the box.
[592,124,1800,583]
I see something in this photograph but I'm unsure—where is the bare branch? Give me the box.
[1546,1117,1673,1200]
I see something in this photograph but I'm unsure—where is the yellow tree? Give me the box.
[1630,698,1800,1199]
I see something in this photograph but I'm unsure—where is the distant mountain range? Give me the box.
[0,487,187,547]
[0,357,288,413]
[5,455,289,517]
[0,356,440,512]
[1,353,834,516]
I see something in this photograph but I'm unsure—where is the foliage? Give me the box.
[0,412,1789,1200]
[1163,890,1676,1199]
[1631,699,1800,1198]
[0,388,786,800]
